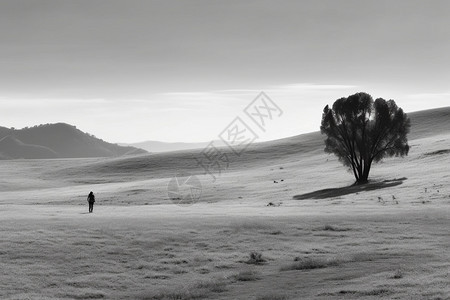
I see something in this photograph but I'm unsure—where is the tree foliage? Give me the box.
[321,92,410,184]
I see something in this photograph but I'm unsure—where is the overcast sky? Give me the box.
[0,0,448,143]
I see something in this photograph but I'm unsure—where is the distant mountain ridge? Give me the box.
[121,140,227,153]
[122,107,450,153]
[0,123,147,160]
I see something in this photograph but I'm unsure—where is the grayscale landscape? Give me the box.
[0,1,449,300]
[0,107,449,299]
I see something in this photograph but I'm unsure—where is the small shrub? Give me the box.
[268,230,283,235]
[171,267,188,274]
[280,257,339,271]
[197,267,210,274]
[391,269,404,279]
[246,251,266,265]
[323,224,337,231]
[320,224,350,232]
[364,289,391,296]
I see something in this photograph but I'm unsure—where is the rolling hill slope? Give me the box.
[121,141,213,153]
[58,106,450,184]
[0,106,448,206]
[407,106,450,139]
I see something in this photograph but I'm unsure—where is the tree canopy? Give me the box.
[321,92,410,184]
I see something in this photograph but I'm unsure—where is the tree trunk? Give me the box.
[354,161,370,185]
[355,176,368,185]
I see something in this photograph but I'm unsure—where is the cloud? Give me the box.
[159,83,358,100]
[273,83,358,91]
[159,92,213,97]
[406,92,450,99]
[0,97,111,108]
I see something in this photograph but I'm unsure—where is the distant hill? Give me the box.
[121,140,227,153]
[122,107,450,154]
[0,123,147,160]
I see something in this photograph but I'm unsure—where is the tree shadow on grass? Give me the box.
[293,177,407,200]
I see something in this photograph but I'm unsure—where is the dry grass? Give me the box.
[114,273,227,299]
[233,270,260,281]
[319,288,392,297]
[255,294,290,300]
[1,210,448,299]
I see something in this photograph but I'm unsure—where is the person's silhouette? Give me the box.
[87,191,95,213]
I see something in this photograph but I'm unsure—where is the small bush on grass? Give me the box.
[390,269,404,279]
[280,257,339,271]
[324,224,335,231]
[339,289,391,296]
[320,288,391,297]
[70,292,105,299]
[246,251,266,265]
[322,224,350,231]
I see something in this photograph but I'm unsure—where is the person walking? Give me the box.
[87,191,95,213]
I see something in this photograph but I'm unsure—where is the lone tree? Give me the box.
[321,92,410,185]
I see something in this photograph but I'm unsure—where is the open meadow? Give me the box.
[0,108,449,300]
